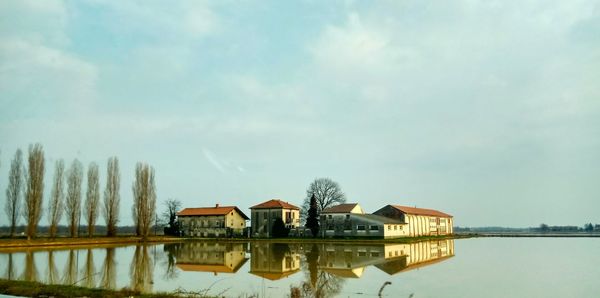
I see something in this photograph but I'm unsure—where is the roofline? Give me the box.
[385,204,453,218]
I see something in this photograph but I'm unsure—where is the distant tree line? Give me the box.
[455,224,600,233]
[2,143,159,240]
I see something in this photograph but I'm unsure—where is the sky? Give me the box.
[0,0,599,227]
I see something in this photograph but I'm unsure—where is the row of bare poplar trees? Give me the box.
[3,143,157,240]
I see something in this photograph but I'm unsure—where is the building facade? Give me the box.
[177,205,249,237]
[250,199,300,238]
[320,203,407,238]
[373,205,453,236]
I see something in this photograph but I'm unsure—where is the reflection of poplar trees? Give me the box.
[130,245,153,293]
[100,247,116,290]
[81,249,96,288]
[4,253,15,280]
[47,251,60,284]
[22,251,38,282]
[63,250,78,285]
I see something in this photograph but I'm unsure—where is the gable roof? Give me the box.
[321,203,361,214]
[389,205,452,218]
[177,206,249,219]
[250,199,300,210]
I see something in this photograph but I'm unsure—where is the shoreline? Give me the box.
[0,232,597,250]
[0,236,183,250]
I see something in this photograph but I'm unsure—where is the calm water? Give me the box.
[0,238,598,297]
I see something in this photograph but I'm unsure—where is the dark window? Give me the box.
[370,225,379,231]
[357,225,366,230]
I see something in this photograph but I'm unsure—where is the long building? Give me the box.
[320,203,407,238]
[373,205,453,236]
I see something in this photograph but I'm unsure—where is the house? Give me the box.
[373,205,453,236]
[177,204,249,237]
[320,203,407,238]
[172,242,248,275]
[250,199,300,238]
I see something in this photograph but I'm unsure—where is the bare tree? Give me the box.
[132,162,157,239]
[48,159,65,238]
[24,144,45,240]
[65,159,83,237]
[162,198,181,235]
[5,148,24,237]
[301,178,346,221]
[84,162,100,237]
[103,157,120,237]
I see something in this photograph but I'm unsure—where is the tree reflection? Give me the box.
[47,250,60,284]
[291,244,345,298]
[81,249,96,288]
[100,247,116,290]
[21,251,38,282]
[162,243,181,280]
[4,253,15,280]
[63,250,78,285]
[130,245,153,293]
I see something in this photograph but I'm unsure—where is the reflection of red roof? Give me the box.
[322,203,360,214]
[177,206,249,219]
[250,269,300,280]
[250,199,299,210]
[176,258,248,273]
[390,205,452,218]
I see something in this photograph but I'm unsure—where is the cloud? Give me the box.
[202,148,226,173]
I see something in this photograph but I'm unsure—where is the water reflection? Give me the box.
[82,249,96,288]
[100,247,116,290]
[164,242,248,275]
[0,239,454,296]
[130,245,154,293]
[47,250,60,284]
[63,250,78,285]
[250,243,301,280]
[22,251,38,282]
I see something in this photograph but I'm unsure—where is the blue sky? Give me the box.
[1,0,599,227]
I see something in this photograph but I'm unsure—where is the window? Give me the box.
[328,215,332,219]
[387,225,391,230]
[346,214,350,220]
[394,225,397,230]
[357,225,366,230]
[370,225,379,231]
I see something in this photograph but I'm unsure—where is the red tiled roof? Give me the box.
[177,206,249,219]
[321,203,360,214]
[250,199,300,210]
[390,205,452,218]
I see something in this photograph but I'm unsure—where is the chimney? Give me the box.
[216,203,220,208]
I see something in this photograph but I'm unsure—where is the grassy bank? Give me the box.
[0,236,183,250]
[0,279,214,298]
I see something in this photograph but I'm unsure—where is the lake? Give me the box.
[0,238,598,297]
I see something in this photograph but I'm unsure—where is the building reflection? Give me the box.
[164,242,248,275]
[249,242,301,280]
[317,240,455,278]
